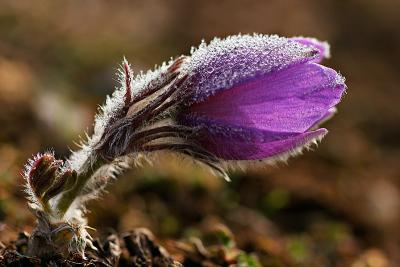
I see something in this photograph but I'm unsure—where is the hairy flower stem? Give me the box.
[55,157,104,218]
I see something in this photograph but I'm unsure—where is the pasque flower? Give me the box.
[23,34,346,257]
[94,34,345,178]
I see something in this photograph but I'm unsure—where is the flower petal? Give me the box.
[291,37,330,63]
[181,34,320,104]
[179,115,327,160]
[308,107,337,130]
[182,63,345,133]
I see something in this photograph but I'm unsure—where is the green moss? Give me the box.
[237,253,262,267]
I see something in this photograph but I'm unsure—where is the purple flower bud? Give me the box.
[175,34,346,161]
[93,34,345,178]
[24,152,80,211]
[27,153,62,197]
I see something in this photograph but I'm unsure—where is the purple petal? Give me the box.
[182,63,345,133]
[308,107,337,130]
[291,37,330,63]
[181,34,320,104]
[180,115,327,160]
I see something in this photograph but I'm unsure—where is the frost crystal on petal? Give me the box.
[180,34,319,104]
[291,36,331,62]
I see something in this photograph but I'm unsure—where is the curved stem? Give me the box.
[54,157,104,218]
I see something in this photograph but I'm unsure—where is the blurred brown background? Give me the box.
[0,1,399,266]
